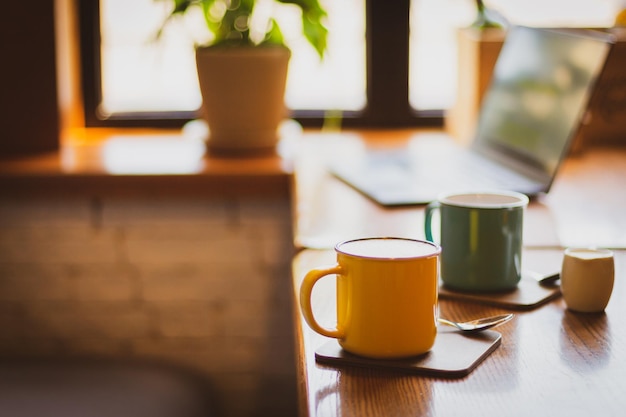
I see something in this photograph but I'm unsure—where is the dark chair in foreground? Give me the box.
[0,358,219,417]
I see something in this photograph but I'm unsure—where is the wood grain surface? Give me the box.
[291,130,626,417]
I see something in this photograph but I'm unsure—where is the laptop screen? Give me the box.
[473,26,612,176]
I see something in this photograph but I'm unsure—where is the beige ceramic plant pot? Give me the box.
[445,27,505,145]
[195,46,291,155]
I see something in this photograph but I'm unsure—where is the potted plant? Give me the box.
[156,0,328,154]
[446,0,507,143]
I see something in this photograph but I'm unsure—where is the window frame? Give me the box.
[78,0,444,129]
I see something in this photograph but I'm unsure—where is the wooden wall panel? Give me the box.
[0,1,60,156]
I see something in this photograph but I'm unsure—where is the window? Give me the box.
[79,0,621,129]
[409,0,618,111]
[97,0,366,115]
[80,0,426,128]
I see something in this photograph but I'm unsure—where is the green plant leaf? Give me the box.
[301,11,328,59]
[276,0,328,59]
[199,0,220,35]
[156,0,328,57]
[264,18,286,46]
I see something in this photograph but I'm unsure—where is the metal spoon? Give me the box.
[438,313,514,333]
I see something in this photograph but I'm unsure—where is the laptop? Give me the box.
[331,26,613,206]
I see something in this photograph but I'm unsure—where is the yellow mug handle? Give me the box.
[299,265,345,339]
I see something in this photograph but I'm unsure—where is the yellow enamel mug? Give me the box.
[299,237,441,359]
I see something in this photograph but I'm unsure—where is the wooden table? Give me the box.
[291,130,626,417]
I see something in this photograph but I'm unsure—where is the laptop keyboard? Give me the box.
[331,146,546,206]
[418,150,541,191]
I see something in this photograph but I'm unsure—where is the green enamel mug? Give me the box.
[424,191,529,292]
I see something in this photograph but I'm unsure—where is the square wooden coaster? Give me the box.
[315,329,501,378]
[438,275,561,310]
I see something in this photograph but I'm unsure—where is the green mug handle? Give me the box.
[424,201,440,243]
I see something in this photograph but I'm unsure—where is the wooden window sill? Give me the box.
[0,127,293,199]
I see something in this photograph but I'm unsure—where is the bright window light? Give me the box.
[99,0,366,116]
[409,0,621,111]
[99,0,622,116]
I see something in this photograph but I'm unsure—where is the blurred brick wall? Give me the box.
[0,195,296,417]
